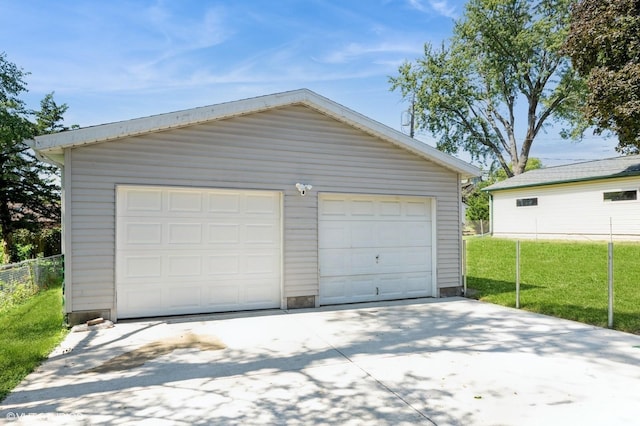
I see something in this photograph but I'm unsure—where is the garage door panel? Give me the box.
[351,200,375,216]
[406,201,430,216]
[168,286,202,308]
[124,223,162,245]
[320,246,430,277]
[319,250,348,276]
[167,255,202,276]
[208,224,240,244]
[123,288,163,313]
[406,273,432,295]
[117,186,281,319]
[244,253,279,274]
[207,255,240,275]
[168,223,203,244]
[245,223,279,243]
[350,223,376,247]
[206,284,240,307]
[207,193,240,213]
[379,248,429,273]
[123,188,163,212]
[351,278,375,298]
[321,221,430,249]
[319,248,379,276]
[409,223,431,245]
[318,224,349,248]
[121,256,162,279]
[321,278,346,301]
[245,194,279,214]
[320,198,348,216]
[319,194,434,305]
[168,190,203,212]
[379,200,402,216]
[352,251,376,273]
[243,281,280,305]
[377,276,404,298]
[378,222,403,244]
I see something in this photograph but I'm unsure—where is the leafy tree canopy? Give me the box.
[0,52,70,262]
[390,0,585,177]
[564,0,640,154]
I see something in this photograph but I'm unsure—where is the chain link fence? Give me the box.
[0,255,63,311]
[464,219,489,236]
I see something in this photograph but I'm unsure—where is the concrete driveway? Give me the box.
[2,298,640,425]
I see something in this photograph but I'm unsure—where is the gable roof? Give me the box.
[30,88,479,178]
[484,154,640,192]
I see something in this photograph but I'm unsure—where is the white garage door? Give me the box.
[319,194,434,305]
[116,186,281,319]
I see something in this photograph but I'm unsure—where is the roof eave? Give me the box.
[484,172,640,192]
[300,95,480,178]
[33,88,480,178]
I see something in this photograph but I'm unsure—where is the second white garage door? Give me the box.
[319,194,434,305]
[116,186,281,319]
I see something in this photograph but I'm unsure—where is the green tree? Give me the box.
[390,0,584,177]
[465,180,491,221]
[35,92,74,134]
[0,53,65,262]
[564,0,640,154]
[492,157,544,181]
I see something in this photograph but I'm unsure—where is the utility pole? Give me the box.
[409,92,415,138]
[402,92,416,138]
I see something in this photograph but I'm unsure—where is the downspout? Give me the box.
[488,192,494,236]
[458,174,463,294]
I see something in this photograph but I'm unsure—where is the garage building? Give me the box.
[32,89,479,324]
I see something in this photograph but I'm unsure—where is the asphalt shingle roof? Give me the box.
[484,155,640,192]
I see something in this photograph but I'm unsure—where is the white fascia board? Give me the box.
[33,89,311,153]
[302,93,480,178]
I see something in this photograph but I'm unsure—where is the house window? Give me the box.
[603,190,637,202]
[516,197,538,207]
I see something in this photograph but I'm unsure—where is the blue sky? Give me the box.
[1,0,618,167]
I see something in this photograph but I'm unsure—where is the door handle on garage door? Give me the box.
[375,254,380,263]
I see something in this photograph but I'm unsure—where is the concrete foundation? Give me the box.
[66,310,112,326]
[439,286,462,297]
[286,295,316,309]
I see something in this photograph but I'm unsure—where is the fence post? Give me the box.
[34,259,40,287]
[516,240,521,309]
[608,242,614,328]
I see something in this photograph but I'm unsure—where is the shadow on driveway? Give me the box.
[2,297,640,425]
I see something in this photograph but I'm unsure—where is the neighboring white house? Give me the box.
[484,155,640,241]
[31,89,480,324]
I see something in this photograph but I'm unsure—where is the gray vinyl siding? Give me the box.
[67,105,461,313]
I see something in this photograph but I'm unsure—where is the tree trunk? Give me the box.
[1,232,13,263]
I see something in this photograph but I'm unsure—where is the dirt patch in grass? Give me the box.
[84,332,226,373]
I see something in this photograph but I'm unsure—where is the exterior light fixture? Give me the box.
[295,183,312,196]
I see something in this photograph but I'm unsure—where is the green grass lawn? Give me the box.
[0,284,68,401]
[466,238,640,334]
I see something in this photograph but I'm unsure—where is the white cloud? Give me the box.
[144,4,231,52]
[319,41,424,64]
[429,0,458,19]
[407,0,458,19]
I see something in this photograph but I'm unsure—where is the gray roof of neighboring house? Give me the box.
[484,154,640,192]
